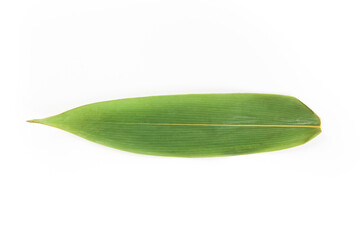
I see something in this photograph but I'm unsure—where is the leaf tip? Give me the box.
[27,119,46,124]
[27,119,38,123]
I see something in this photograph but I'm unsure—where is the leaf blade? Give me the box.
[30,93,321,157]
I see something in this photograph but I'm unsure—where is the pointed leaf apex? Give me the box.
[27,119,46,124]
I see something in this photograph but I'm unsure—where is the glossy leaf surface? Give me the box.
[29,93,321,157]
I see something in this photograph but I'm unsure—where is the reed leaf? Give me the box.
[28,93,321,157]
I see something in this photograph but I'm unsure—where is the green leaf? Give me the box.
[28,93,321,157]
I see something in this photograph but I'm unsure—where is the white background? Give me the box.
[1,0,360,239]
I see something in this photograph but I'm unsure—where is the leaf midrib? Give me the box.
[113,122,321,128]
